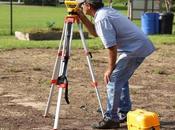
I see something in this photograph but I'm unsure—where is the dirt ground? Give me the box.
[0,43,175,130]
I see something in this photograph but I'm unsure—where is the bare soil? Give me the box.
[0,44,175,130]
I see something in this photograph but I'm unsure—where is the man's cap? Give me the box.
[77,0,103,5]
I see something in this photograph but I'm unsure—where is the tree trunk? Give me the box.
[109,0,112,7]
[164,0,173,11]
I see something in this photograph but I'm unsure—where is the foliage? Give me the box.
[46,21,56,29]
[23,0,59,6]
[103,0,127,3]
[172,0,175,11]
[0,0,20,1]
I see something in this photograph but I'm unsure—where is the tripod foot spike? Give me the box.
[43,115,48,118]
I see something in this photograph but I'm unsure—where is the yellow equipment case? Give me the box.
[127,109,160,130]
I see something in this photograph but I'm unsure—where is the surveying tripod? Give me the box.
[43,14,104,129]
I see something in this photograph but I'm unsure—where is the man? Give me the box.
[76,0,155,129]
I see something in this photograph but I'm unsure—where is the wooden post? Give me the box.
[152,0,154,12]
[127,0,130,19]
[144,0,148,13]
[130,0,133,20]
[159,0,163,12]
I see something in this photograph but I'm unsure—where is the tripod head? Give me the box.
[59,0,80,15]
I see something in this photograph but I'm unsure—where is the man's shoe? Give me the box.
[118,112,128,123]
[97,108,102,113]
[92,117,120,129]
[119,116,127,123]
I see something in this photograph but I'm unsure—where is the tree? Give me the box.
[164,0,174,11]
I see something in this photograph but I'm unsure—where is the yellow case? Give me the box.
[127,109,160,130]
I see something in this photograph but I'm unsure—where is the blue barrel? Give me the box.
[141,13,159,35]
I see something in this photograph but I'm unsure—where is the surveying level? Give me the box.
[43,1,104,129]
[59,0,80,14]
[65,0,79,14]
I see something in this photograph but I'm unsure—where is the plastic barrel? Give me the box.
[141,13,160,35]
[159,12,174,34]
[155,13,160,34]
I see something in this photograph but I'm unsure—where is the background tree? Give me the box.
[164,0,174,11]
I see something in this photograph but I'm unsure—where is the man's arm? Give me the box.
[104,45,117,84]
[77,10,98,37]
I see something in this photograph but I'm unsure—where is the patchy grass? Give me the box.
[0,36,103,50]
[152,68,169,75]
[0,4,174,50]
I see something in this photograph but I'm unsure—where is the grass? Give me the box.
[0,36,104,50]
[0,3,175,50]
[149,34,175,45]
[0,5,67,35]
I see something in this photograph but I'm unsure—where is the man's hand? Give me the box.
[104,69,113,85]
[104,45,117,85]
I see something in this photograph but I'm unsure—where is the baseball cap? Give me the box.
[77,0,103,6]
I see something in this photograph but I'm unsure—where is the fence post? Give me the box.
[10,0,13,35]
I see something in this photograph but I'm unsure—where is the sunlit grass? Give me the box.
[0,3,174,50]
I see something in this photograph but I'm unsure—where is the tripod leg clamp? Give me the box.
[91,81,98,88]
[57,75,70,104]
